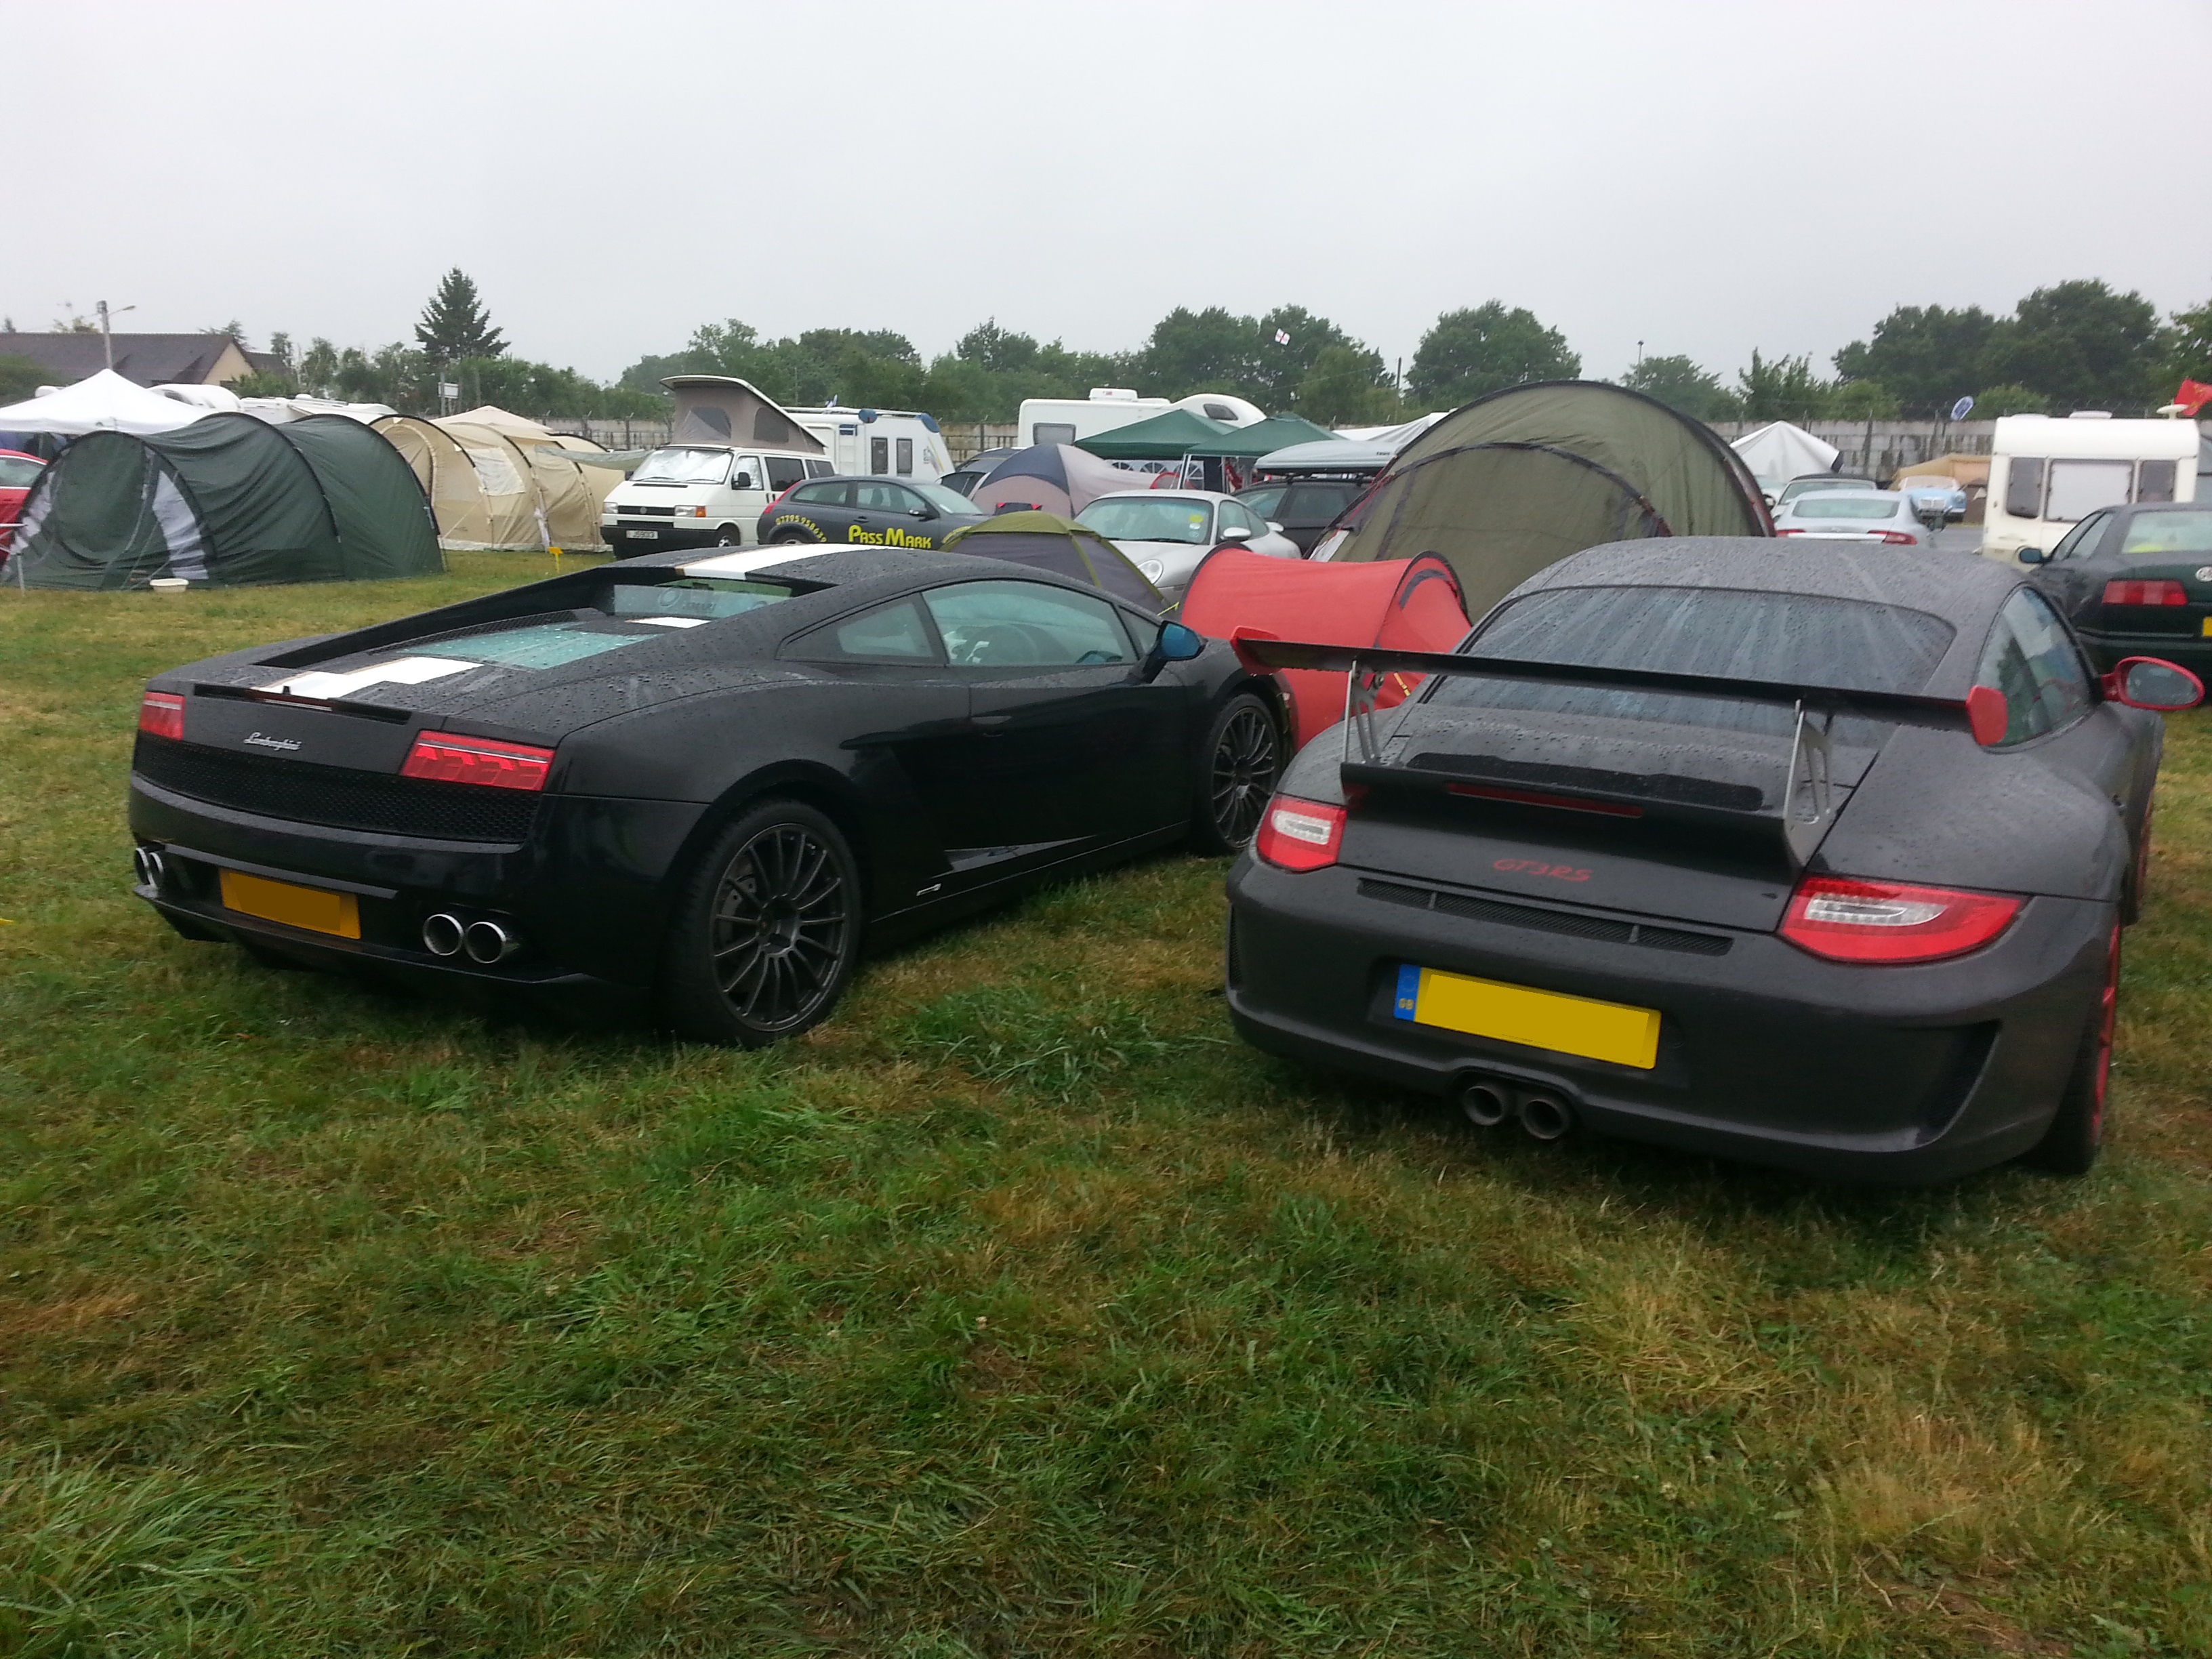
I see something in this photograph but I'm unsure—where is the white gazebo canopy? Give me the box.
[0,369,208,435]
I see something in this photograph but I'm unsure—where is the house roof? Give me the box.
[0,333,254,388]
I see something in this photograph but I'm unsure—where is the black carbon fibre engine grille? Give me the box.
[1357,878,1732,956]
[134,738,539,843]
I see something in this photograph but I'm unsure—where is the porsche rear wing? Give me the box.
[1230,630,2004,868]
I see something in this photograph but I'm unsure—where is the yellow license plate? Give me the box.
[218,869,361,939]
[2199,617,2211,636]
[1393,964,1659,1069]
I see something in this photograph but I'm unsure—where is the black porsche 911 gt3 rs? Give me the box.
[127,547,1288,1044]
[1225,539,2203,1183]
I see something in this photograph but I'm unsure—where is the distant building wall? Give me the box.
[1708,419,1994,482]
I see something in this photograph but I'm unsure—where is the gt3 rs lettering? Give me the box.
[1493,857,1591,882]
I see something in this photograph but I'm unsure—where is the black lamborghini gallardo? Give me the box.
[127,547,1286,1044]
[1225,539,2202,1183]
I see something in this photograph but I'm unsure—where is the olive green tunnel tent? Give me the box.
[6,412,442,590]
[1318,380,1772,619]
[940,510,1167,613]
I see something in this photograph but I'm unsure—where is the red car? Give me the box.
[0,449,44,556]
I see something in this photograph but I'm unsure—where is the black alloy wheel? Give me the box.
[661,799,861,1046]
[1192,692,1282,855]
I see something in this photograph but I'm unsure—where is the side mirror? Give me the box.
[2016,547,2046,565]
[909,507,933,520]
[2106,656,2205,712]
[1218,525,1252,542]
[1265,520,1285,534]
[732,474,753,491]
[1153,621,1205,663]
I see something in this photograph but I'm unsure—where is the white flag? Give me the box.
[1273,329,1291,346]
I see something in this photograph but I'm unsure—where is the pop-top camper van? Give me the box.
[600,376,833,552]
[1983,413,2204,565]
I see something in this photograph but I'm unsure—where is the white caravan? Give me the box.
[785,407,955,482]
[1984,413,2203,564]
[1015,387,1269,449]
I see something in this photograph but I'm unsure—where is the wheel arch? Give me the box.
[662,758,877,907]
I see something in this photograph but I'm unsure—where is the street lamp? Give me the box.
[96,300,136,371]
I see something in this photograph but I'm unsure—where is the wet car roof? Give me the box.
[1516,537,2017,619]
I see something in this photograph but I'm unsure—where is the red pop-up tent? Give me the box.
[1181,547,1470,747]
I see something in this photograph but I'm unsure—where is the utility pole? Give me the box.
[96,300,135,371]
[1635,340,1644,367]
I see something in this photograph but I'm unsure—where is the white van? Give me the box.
[786,407,955,482]
[1983,413,2202,564]
[600,445,832,553]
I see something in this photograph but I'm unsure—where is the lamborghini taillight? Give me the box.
[400,733,554,791]
[138,691,185,741]
[1780,875,2020,964]
[1254,795,1347,872]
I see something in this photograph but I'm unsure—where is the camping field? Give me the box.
[3,556,2211,1658]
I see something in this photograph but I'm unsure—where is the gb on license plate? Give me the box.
[1393,964,1659,1069]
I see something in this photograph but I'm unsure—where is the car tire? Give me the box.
[2025,923,2118,1176]
[713,527,742,546]
[769,527,819,546]
[659,798,863,1047]
[1190,691,1282,855]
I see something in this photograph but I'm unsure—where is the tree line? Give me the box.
[166,268,2212,428]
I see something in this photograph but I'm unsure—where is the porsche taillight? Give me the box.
[2102,579,2187,607]
[400,733,555,791]
[1780,875,2020,963]
[1254,795,1347,872]
[138,691,185,741]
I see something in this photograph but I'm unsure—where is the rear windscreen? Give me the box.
[404,579,796,669]
[1433,585,1955,741]
[1793,495,1899,520]
[2121,510,2212,556]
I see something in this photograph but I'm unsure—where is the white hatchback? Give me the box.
[1074,490,1300,600]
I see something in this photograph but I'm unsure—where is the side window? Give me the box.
[789,598,939,663]
[1218,501,1257,537]
[1975,588,2094,744]
[1033,422,1077,446]
[869,435,890,474]
[2049,510,2110,561]
[853,480,905,510]
[762,455,807,492]
[2137,459,2178,504]
[923,580,1138,668]
[2003,457,2045,520]
[2044,458,2134,523]
[806,459,834,477]
[790,480,849,507]
[733,455,764,491]
[895,437,914,475]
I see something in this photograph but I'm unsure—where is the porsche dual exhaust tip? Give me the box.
[463,920,519,964]
[421,913,465,957]
[131,846,167,892]
[1458,1076,1577,1142]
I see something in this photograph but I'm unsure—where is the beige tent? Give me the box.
[373,409,616,550]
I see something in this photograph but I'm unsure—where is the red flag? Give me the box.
[2176,380,2212,417]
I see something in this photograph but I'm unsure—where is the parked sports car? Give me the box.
[127,548,1288,1044]
[2023,501,2212,675]
[1076,490,1299,602]
[1225,539,2201,1183]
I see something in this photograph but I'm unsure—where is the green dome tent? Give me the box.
[941,510,1167,613]
[7,412,442,590]
[1322,380,1771,618]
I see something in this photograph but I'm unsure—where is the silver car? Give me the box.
[1073,490,1300,600]
[1771,474,1879,512]
[1771,489,1931,546]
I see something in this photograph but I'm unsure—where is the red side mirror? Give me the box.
[2103,656,2206,712]
[1965,684,2009,745]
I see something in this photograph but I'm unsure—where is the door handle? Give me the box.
[975,713,1013,726]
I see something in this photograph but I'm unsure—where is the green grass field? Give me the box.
[3,556,2209,1657]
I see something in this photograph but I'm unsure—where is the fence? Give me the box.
[1709,419,1994,481]
[941,422,1021,464]
[541,417,671,449]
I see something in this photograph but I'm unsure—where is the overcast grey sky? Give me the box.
[9,0,2209,386]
